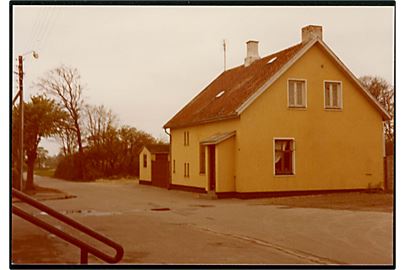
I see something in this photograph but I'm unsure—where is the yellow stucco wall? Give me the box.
[170,119,239,190]
[237,43,384,192]
[216,137,236,192]
[169,42,385,193]
[139,147,151,182]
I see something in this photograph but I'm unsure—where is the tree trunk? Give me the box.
[74,120,84,179]
[25,157,35,190]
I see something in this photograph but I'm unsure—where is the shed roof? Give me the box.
[144,144,170,154]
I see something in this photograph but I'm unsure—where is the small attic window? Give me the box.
[267,57,277,64]
[216,90,225,98]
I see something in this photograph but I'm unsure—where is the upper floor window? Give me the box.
[184,131,190,146]
[274,139,295,175]
[288,79,307,108]
[324,81,342,109]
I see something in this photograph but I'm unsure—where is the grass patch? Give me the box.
[256,192,393,212]
[34,168,55,178]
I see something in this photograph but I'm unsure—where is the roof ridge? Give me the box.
[164,41,306,129]
[223,42,303,72]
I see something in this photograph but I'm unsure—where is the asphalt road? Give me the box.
[11,176,393,265]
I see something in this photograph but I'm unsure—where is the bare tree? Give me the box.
[55,118,78,156]
[85,104,118,147]
[36,65,86,178]
[359,76,394,142]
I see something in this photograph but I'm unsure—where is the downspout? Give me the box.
[164,128,172,189]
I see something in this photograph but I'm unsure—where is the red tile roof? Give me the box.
[164,43,304,129]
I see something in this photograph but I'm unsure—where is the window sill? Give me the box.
[288,106,307,110]
[324,107,342,111]
[274,174,296,178]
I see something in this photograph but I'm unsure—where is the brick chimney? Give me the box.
[301,25,323,43]
[244,40,260,67]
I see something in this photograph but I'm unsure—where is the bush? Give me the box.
[54,153,98,181]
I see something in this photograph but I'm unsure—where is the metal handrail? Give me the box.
[12,188,124,264]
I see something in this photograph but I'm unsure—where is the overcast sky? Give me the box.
[12,5,394,155]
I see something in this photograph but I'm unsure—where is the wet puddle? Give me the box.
[189,204,215,208]
[38,209,122,216]
[150,208,170,211]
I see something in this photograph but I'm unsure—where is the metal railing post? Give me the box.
[12,188,124,264]
[80,248,88,264]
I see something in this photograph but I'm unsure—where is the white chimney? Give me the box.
[244,40,260,67]
[301,25,323,43]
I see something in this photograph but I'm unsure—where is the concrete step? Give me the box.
[198,191,217,200]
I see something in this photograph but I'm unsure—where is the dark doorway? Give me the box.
[208,145,216,191]
[151,153,170,188]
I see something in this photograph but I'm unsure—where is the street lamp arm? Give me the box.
[21,50,39,59]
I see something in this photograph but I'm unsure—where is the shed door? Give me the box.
[151,153,170,188]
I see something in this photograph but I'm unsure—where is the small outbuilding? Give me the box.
[139,144,170,188]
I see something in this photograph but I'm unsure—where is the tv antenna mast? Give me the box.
[223,39,227,72]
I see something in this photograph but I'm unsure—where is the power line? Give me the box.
[23,6,43,52]
[31,7,51,51]
[37,7,59,52]
[25,7,45,52]
[35,7,54,51]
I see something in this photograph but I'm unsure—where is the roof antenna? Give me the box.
[223,39,227,72]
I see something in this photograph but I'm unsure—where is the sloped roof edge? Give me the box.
[164,114,238,130]
[201,131,236,145]
[236,38,391,120]
[317,40,391,120]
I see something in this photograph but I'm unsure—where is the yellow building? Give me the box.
[164,25,390,197]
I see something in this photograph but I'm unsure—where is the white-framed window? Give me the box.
[324,81,342,109]
[288,79,307,108]
[274,138,295,176]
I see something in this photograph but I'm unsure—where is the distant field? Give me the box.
[34,168,55,178]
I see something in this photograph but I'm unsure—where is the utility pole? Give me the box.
[17,55,24,190]
[13,51,37,190]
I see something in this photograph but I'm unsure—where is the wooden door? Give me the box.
[208,145,216,191]
[151,153,170,188]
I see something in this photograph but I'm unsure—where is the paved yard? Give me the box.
[12,176,394,265]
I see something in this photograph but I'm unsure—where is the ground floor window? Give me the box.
[184,162,190,178]
[274,139,295,175]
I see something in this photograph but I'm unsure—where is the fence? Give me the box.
[384,155,394,192]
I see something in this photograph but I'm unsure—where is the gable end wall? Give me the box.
[237,43,384,192]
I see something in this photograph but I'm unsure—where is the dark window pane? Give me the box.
[288,81,295,106]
